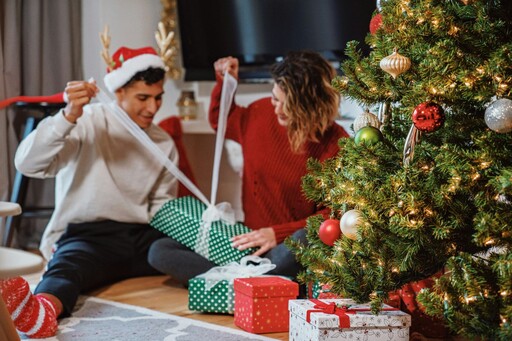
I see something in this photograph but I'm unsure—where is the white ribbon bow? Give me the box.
[197,256,276,291]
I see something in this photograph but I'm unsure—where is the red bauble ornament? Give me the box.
[412,102,445,133]
[369,13,383,35]
[318,219,341,246]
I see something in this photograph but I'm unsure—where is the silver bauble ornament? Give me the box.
[353,109,381,132]
[376,0,387,11]
[340,209,362,240]
[484,98,512,133]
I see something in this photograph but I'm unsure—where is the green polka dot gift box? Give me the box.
[188,277,235,314]
[150,196,255,265]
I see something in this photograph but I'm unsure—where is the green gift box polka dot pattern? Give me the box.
[150,196,254,265]
[188,278,234,314]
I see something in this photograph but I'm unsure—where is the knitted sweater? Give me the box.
[15,103,178,259]
[209,80,349,243]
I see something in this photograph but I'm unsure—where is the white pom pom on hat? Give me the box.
[103,46,165,93]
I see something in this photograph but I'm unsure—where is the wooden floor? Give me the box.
[23,271,287,340]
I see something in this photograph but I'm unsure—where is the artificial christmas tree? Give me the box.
[288,0,512,339]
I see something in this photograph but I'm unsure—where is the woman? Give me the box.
[148,51,349,285]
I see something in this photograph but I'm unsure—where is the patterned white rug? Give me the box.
[22,296,275,341]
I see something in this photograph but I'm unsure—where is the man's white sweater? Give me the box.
[15,103,178,259]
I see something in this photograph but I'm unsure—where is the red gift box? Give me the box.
[234,276,299,334]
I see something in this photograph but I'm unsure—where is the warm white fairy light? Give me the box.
[480,161,491,169]
[484,237,495,246]
[448,25,459,36]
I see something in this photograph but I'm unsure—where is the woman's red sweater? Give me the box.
[209,80,349,243]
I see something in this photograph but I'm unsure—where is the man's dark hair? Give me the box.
[122,67,165,89]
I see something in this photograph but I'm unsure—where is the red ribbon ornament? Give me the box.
[305,299,398,328]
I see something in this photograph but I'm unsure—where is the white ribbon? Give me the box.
[95,89,210,206]
[197,256,276,291]
[95,74,240,222]
[95,74,242,258]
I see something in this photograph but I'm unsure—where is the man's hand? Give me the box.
[231,227,277,257]
[63,80,98,123]
[214,56,239,81]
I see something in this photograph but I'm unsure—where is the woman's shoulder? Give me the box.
[249,96,273,109]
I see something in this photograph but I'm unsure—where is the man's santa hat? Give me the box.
[103,46,165,93]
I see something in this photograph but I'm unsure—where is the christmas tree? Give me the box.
[288,0,512,339]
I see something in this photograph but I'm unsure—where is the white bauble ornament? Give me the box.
[353,109,381,132]
[484,98,512,133]
[340,209,362,240]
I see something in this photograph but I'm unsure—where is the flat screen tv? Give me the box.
[177,0,376,82]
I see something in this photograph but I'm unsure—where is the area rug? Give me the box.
[22,296,276,341]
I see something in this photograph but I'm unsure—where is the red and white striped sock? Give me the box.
[0,277,58,338]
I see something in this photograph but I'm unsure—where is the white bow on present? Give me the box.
[197,255,276,291]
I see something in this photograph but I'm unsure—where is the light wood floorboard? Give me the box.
[23,271,287,340]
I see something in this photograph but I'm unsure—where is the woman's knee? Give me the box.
[147,238,179,266]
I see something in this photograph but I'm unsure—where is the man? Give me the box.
[0,46,177,338]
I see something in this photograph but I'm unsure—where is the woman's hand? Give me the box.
[214,56,239,80]
[231,227,277,257]
[63,80,98,123]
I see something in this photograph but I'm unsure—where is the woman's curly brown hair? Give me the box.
[270,50,339,153]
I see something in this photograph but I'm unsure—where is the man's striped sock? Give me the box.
[1,277,58,338]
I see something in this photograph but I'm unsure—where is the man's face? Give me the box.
[115,80,165,129]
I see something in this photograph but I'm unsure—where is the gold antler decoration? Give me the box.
[100,25,114,72]
[155,21,181,79]
[159,0,182,79]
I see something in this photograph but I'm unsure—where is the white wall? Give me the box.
[81,0,363,207]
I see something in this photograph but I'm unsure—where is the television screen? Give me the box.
[177,0,376,82]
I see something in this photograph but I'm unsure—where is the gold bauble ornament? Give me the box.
[353,109,381,132]
[379,49,411,79]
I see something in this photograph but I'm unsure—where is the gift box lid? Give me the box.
[288,299,411,330]
[234,276,299,298]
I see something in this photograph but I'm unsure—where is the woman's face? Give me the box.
[271,83,289,126]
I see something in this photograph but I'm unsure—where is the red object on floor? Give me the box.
[399,272,450,338]
[0,277,58,338]
[234,276,298,334]
[0,92,65,110]
[158,116,198,198]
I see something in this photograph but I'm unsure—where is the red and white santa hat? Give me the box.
[103,46,165,93]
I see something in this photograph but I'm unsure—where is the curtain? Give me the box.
[0,0,82,246]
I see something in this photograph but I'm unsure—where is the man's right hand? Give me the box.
[63,80,98,123]
[214,56,239,81]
